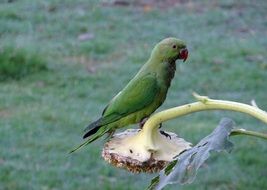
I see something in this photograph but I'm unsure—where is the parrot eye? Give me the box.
[172,45,177,49]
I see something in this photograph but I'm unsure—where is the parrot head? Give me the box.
[152,37,188,62]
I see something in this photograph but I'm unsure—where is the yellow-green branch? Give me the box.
[231,129,267,140]
[142,93,267,150]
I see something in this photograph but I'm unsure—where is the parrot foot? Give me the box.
[160,130,172,139]
[139,117,148,129]
[105,130,115,140]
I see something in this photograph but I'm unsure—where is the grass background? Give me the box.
[0,0,267,189]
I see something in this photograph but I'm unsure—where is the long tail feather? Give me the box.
[69,127,109,153]
[83,125,101,139]
[84,114,121,133]
[84,118,102,132]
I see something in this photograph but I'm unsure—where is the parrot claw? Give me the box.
[105,130,115,140]
[160,130,172,139]
[139,117,148,129]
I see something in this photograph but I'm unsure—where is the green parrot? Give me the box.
[70,37,188,153]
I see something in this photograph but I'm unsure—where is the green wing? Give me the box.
[101,73,160,124]
[71,73,160,153]
[83,73,159,135]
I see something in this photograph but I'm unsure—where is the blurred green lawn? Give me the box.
[0,0,267,189]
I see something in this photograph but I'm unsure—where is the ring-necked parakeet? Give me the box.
[71,37,188,152]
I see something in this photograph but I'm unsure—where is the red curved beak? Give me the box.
[178,48,188,62]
